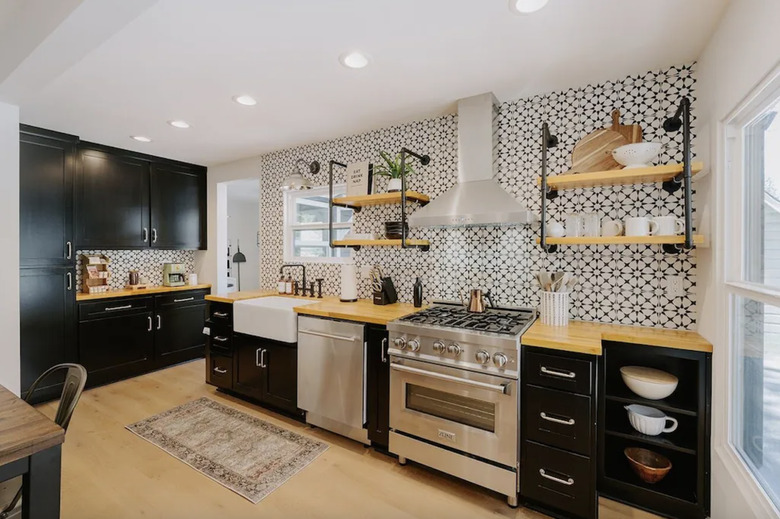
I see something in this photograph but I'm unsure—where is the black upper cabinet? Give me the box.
[76,144,150,249]
[150,162,206,249]
[19,126,77,267]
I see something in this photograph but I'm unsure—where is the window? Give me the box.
[284,185,353,262]
[727,74,780,509]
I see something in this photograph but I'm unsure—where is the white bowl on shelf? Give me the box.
[620,366,678,400]
[611,143,663,169]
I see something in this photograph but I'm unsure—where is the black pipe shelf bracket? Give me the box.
[398,147,431,251]
[661,97,695,254]
[539,122,560,253]
[328,160,359,250]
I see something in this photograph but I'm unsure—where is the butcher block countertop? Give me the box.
[521,320,712,356]
[206,290,424,326]
[76,284,212,302]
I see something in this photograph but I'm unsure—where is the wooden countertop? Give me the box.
[206,290,424,325]
[76,284,212,302]
[0,385,64,466]
[521,320,712,356]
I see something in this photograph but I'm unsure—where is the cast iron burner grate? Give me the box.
[400,303,535,335]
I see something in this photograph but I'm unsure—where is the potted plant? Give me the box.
[374,151,417,192]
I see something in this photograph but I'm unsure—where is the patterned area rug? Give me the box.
[126,397,328,503]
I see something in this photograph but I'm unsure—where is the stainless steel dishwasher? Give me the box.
[297,316,368,444]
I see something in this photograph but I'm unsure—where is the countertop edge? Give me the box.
[76,284,212,302]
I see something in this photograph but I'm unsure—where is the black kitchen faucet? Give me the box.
[280,264,308,296]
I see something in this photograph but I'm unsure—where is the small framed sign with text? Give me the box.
[346,161,373,197]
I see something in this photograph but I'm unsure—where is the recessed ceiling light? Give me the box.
[168,120,190,129]
[131,135,152,143]
[233,95,257,106]
[510,0,549,14]
[339,51,369,69]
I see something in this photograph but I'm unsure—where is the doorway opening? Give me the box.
[218,178,260,293]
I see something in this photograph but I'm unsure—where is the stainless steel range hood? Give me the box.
[408,92,536,228]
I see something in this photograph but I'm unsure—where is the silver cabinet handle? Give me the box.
[213,367,227,374]
[390,362,508,394]
[66,241,72,260]
[174,297,195,303]
[299,329,358,342]
[143,227,148,242]
[539,469,574,486]
[66,272,72,291]
[156,315,162,330]
[213,336,228,343]
[260,349,267,368]
[152,228,158,243]
[540,412,575,426]
[381,337,388,363]
[256,348,261,367]
[106,304,132,311]
[541,366,576,379]
[213,311,229,318]
[147,316,152,332]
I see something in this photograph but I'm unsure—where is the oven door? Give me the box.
[389,356,517,467]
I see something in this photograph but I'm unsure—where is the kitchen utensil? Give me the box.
[564,276,578,292]
[624,404,679,436]
[610,109,643,144]
[582,213,600,237]
[569,128,628,174]
[652,216,685,236]
[625,217,658,237]
[565,213,583,237]
[460,289,494,313]
[340,261,358,302]
[620,366,679,400]
[546,220,565,238]
[553,273,572,292]
[612,142,663,169]
[601,218,624,237]
[624,447,672,484]
[540,272,553,291]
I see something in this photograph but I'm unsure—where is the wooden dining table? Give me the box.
[0,385,64,519]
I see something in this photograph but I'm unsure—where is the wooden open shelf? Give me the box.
[536,235,706,246]
[332,239,430,248]
[331,191,430,209]
[537,162,704,191]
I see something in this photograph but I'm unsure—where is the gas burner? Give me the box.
[399,302,535,336]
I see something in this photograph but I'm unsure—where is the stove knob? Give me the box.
[475,350,490,364]
[447,343,462,356]
[432,341,446,354]
[393,337,407,350]
[493,352,508,368]
[408,339,421,352]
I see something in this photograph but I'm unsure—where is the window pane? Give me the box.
[292,227,351,259]
[294,192,353,224]
[744,96,780,286]
[733,296,780,508]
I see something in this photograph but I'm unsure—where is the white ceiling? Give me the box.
[1,0,729,166]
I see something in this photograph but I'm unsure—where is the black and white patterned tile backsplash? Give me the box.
[257,63,697,329]
[76,250,196,290]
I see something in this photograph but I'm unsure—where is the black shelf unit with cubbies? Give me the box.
[597,341,711,519]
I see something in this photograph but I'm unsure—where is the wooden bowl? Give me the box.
[624,447,672,484]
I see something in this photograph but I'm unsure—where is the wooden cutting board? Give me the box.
[569,129,628,174]
[610,109,642,143]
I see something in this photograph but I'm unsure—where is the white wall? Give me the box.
[194,156,261,294]
[227,186,260,291]
[0,101,20,394]
[696,0,780,516]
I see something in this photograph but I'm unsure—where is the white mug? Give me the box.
[546,220,565,238]
[653,215,685,236]
[625,404,679,436]
[601,219,624,237]
[625,217,658,237]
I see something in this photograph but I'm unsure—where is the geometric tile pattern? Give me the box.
[257,63,698,329]
[76,249,196,290]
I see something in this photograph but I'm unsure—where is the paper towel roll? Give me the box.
[340,262,358,302]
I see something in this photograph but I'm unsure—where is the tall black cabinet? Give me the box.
[19,125,78,402]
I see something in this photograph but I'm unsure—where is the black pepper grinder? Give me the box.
[413,277,423,308]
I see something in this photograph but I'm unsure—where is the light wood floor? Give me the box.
[36,360,659,519]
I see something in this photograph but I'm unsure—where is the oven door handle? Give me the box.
[390,362,509,394]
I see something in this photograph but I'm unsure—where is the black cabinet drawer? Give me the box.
[207,331,232,354]
[525,350,593,395]
[79,296,154,321]
[155,289,208,308]
[207,353,232,389]
[207,302,233,325]
[522,441,595,519]
[525,385,592,456]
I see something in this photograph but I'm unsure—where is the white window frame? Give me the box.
[724,65,780,515]
[283,184,352,264]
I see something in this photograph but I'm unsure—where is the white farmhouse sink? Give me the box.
[234,297,320,343]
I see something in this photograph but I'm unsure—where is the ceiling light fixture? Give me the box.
[168,120,190,129]
[339,51,369,69]
[233,95,257,106]
[510,0,549,14]
[131,135,152,143]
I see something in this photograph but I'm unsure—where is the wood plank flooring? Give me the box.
[36,360,660,519]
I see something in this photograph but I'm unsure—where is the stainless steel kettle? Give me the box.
[460,288,494,313]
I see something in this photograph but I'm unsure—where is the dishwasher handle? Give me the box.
[299,329,359,343]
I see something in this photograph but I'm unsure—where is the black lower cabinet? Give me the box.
[20,267,77,403]
[365,325,390,448]
[153,291,208,365]
[233,333,300,416]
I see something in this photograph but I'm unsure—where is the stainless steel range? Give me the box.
[387,302,536,507]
